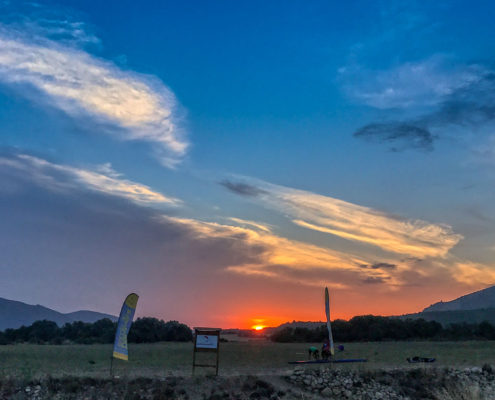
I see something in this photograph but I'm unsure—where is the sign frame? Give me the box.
[192,327,221,375]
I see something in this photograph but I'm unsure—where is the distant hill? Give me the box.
[393,285,495,326]
[64,310,118,324]
[423,286,495,312]
[0,297,117,330]
[399,308,495,327]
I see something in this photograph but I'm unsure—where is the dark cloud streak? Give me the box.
[220,180,267,197]
[354,122,434,151]
[359,262,397,270]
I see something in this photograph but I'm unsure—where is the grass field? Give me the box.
[1,340,495,380]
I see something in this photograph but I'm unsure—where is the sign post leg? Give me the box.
[192,348,196,375]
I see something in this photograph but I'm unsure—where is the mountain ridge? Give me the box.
[0,297,117,330]
[423,285,495,312]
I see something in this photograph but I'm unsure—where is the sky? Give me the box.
[1,0,495,329]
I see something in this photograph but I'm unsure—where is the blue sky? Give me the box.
[1,0,495,328]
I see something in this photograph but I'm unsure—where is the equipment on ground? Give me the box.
[288,358,367,364]
[407,356,436,363]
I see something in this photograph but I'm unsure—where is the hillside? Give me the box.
[423,285,495,312]
[399,308,495,326]
[0,297,117,330]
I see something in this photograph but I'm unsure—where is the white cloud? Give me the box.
[340,56,484,110]
[1,154,180,205]
[0,26,187,167]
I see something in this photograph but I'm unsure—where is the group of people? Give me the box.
[308,340,344,360]
[308,339,332,360]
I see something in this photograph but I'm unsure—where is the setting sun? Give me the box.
[253,326,265,331]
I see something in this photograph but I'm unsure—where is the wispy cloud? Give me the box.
[228,217,272,233]
[0,153,403,290]
[362,276,389,284]
[453,260,495,287]
[163,216,393,288]
[0,155,488,321]
[0,0,100,46]
[345,56,495,151]
[0,153,180,206]
[340,56,482,110]
[0,25,187,167]
[220,177,462,258]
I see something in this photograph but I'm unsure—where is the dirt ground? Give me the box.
[0,375,299,400]
[2,366,495,400]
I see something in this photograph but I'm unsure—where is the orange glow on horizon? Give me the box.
[232,287,461,329]
[236,306,421,329]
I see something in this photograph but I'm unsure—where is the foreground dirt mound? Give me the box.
[1,366,495,399]
[0,375,292,400]
[288,364,495,399]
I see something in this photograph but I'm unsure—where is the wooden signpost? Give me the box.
[192,327,221,375]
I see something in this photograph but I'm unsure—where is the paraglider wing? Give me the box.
[325,287,335,356]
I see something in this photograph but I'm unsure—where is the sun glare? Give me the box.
[253,325,264,331]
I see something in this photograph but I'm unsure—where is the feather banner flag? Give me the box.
[113,293,139,361]
[325,287,335,356]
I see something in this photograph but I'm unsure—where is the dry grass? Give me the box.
[1,340,495,380]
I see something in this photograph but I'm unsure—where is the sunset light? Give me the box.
[1,0,494,340]
[2,1,495,395]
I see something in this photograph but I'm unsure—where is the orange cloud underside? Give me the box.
[147,216,495,330]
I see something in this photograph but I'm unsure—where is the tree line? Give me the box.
[0,317,192,345]
[271,315,495,342]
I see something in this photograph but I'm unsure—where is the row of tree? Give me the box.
[271,316,495,342]
[0,317,193,345]
[4,315,495,344]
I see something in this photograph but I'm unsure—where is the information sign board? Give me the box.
[192,328,221,375]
